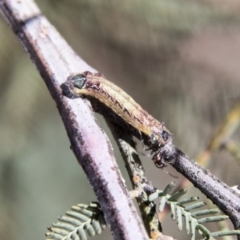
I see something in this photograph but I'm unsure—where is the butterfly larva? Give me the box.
[62,71,173,167]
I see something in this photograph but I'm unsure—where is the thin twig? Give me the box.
[0,1,148,239]
[162,143,240,231]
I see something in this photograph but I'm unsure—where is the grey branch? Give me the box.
[0,0,148,239]
[163,143,240,231]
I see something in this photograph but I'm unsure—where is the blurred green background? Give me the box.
[1,1,240,239]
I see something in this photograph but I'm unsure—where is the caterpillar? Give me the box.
[62,71,173,167]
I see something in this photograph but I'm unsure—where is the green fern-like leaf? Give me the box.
[45,202,107,240]
[149,182,240,240]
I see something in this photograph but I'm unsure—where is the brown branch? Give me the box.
[0,0,148,239]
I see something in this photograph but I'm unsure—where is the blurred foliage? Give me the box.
[1,0,240,239]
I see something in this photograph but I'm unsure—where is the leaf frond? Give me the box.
[149,182,240,240]
[45,202,107,240]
